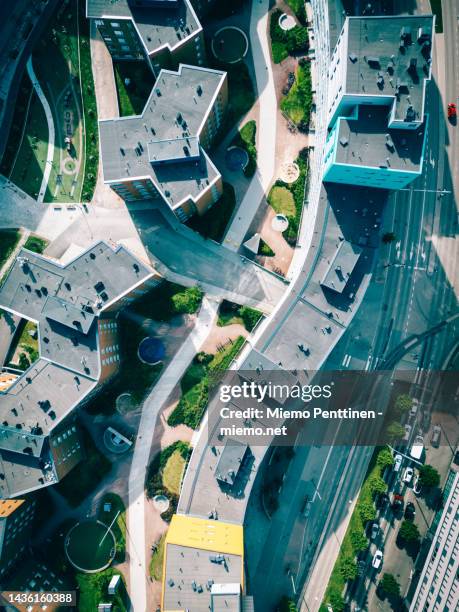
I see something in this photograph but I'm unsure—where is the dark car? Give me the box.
[404,502,416,520]
[392,493,404,511]
[377,492,390,509]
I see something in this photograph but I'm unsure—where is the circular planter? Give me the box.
[271,214,289,232]
[138,337,166,365]
[153,494,170,513]
[279,13,296,31]
[279,161,300,184]
[65,520,116,573]
[225,145,249,171]
[211,26,249,64]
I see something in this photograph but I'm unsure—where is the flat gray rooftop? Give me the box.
[0,450,56,499]
[99,65,225,208]
[86,0,200,56]
[215,441,248,485]
[335,105,424,171]
[346,15,433,122]
[0,242,150,377]
[163,543,243,611]
[321,240,363,294]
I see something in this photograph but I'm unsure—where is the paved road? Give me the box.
[127,297,218,612]
[222,0,277,251]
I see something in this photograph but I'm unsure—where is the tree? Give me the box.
[350,529,368,553]
[382,231,397,243]
[377,448,395,469]
[393,394,413,417]
[340,556,358,581]
[171,286,203,314]
[379,573,401,597]
[368,475,388,497]
[386,421,405,442]
[18,352,30,370]
[328,589,345,612]
[359,500,376,523]
[419,464,440,488]
[239,306,262,332]
[399,520,420,542]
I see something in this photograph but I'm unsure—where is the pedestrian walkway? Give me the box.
[127,296,219,612]
[27,57,54,203]
[223,0,277,251]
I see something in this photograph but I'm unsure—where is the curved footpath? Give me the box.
[127,297,218,612]
[222,0,277,251]
[26,57,54,203]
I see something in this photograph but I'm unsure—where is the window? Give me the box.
[110,22,120,27]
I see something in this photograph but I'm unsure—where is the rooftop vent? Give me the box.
[89,252,96,260]
[349,52,358,63]
[156,88,161,97]
[367,56,380,68]
[64,282,71,290]
[400,26,412,41]
[339,137,349,147]
[120,147,125,156]
[417,26,431,43]
[197,84,203,96]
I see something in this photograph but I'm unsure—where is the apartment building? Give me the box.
[0,498,36,578]
[0,242,159,498]
[86,0,206,76]
[410,471,459,612]
[324,15,434,189]
[99,63,227,221]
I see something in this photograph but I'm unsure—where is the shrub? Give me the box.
[377,448,395,469]
[419,464,440,488]
[239,306,263,332]
[399,520,420,542]
[339,557,357,581]
[368,475,388,497]
[171,286,203,314]
[385,421,405,442]
[350,529,368,553]
[379,573,401,597]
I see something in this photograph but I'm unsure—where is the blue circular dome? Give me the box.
[138,337,166,365]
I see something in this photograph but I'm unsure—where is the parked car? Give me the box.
[393,453,403,472]
[377,492,390,509]
[413,474,422,495]
[410,398,419,418]
[405,502,416,520]
[372,550,383,570]
[403,467,414,484]
[403,424,412,441]
[422,410,431,432]
[392,493,404,511]
[301,495,312,518]
[431,425,441,448]
[357,560,366,577]
[370,523,379,540]
[448,102,457,121]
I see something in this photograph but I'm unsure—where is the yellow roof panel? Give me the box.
[165,514,243,557]
[0,499,25,518]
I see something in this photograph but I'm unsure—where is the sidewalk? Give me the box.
[127,296,219,612]
[223,0,277,251]
[27,57,54,203]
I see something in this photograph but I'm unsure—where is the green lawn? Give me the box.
[162,450,186,495]
[259,238,275,257]
[9,90,50,200]
[232,120,257,177]
[270,9,309,64]
[145,441,191,520]
[281,61,312,128]
[267,150,309,245]
[268,186,296,217]
[24,234,49,254]
[187,182,236,242]
[114,60,155,116]
[0,76,33,177]
[217,300,263,331]
[149,533,166,580]
[430,0,443,32]
[0,229,21,270]
[77,569,128,612]
[77,0,99,202]
[97,493,126,562]
[55,426,112,507]
[167,337,246,429]
[6,319,39,370]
